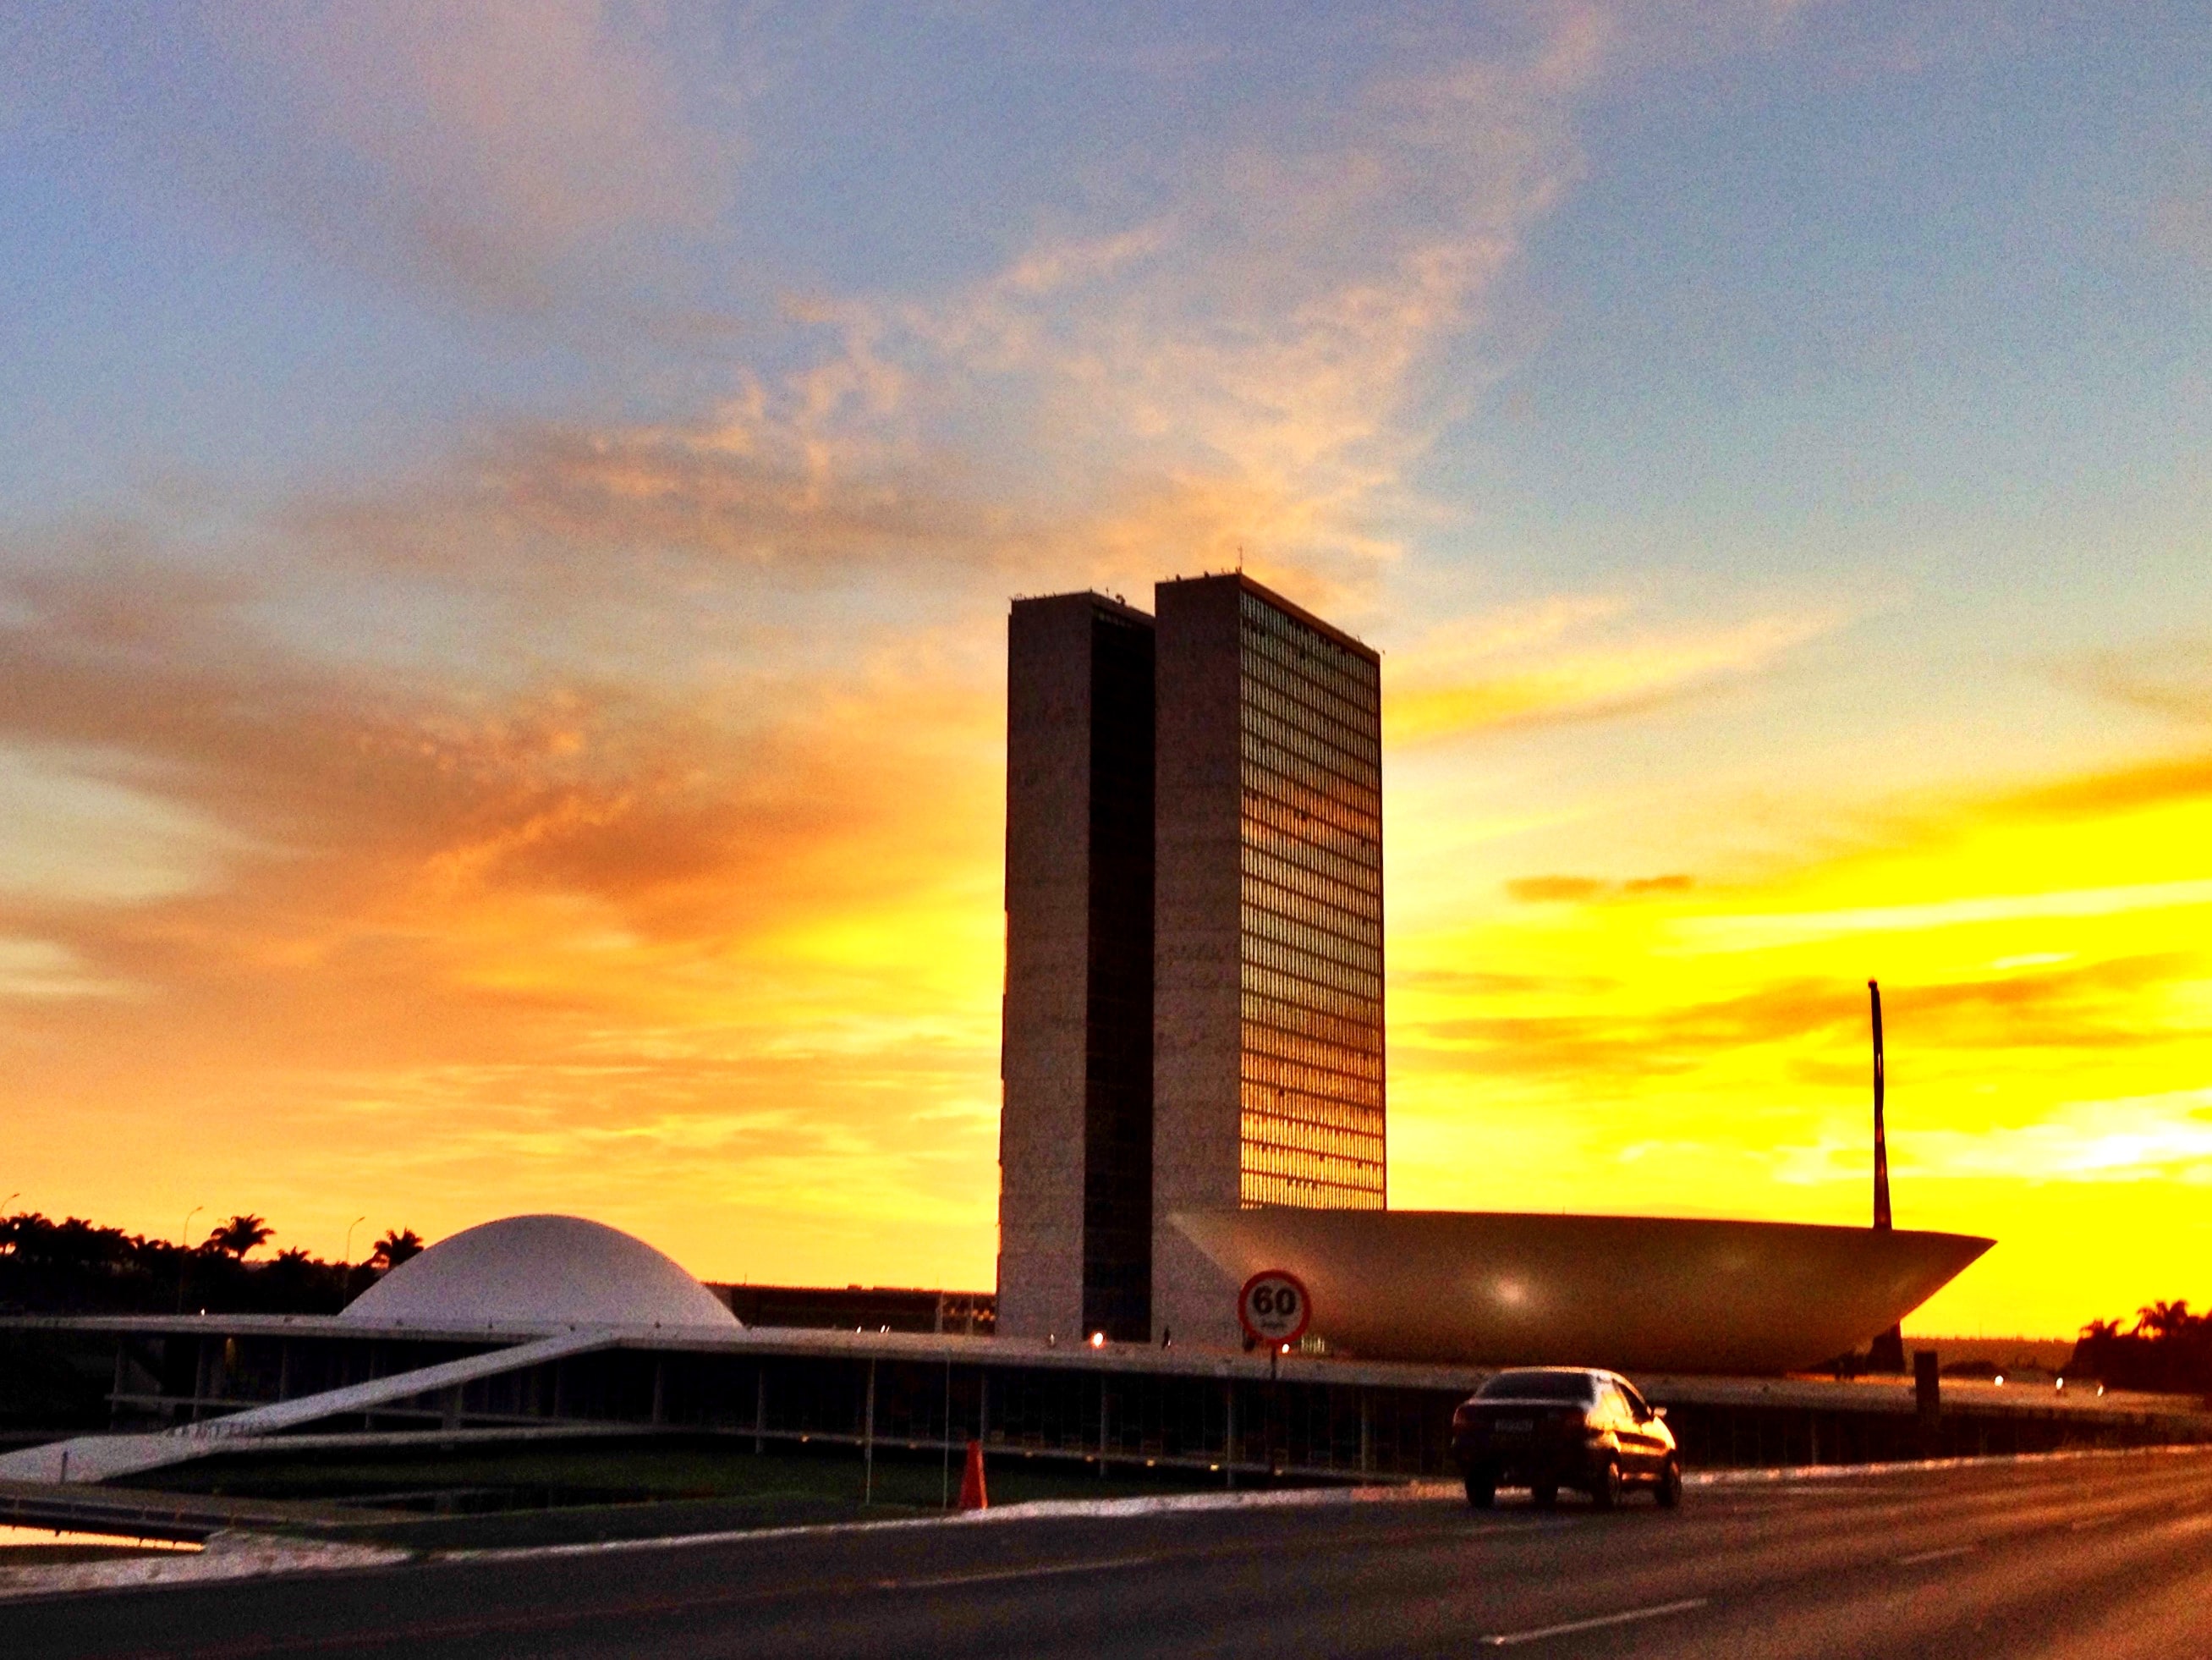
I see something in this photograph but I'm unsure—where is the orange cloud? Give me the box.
[1402,953,2194,1084]
[0,552,1009,1283]
[1507,873,1696,903]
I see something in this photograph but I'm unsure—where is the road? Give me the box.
[8,1451,2212,1658]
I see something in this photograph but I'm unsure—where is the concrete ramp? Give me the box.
[0,1330,612,1484]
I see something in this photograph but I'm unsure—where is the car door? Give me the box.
[1611,1381,1661,1476]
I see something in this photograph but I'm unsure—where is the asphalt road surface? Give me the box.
[8,1451,2212,1659]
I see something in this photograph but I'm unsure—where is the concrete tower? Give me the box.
[1151,574,1385,1347]
[998,574,1383,1349]
[997,592,1156,1341]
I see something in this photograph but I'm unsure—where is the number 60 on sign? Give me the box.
[1238,1269,1312,1345]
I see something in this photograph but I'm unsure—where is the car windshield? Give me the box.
[1477,1371,1595,1402]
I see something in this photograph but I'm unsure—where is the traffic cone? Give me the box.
[958,1438,988,1510]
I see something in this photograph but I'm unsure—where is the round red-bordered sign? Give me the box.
[1238,1269,1312,1346]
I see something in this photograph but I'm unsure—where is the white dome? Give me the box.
[340,1215,739,1331]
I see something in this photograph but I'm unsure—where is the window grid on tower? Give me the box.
[1235,587,1385,1211]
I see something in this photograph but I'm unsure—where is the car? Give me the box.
[1450,1366,1682,1511]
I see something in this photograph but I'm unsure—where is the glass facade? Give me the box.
[1235,587,1385,1209]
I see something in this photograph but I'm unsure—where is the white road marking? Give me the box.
[2167,1514,2212,1536]
[879,1553,1160,1591]
[2069,1514,2121,1531]
[1896,1544,1979,1565]
[1760,1484,1910,1495]
[1479,1597,1710,1646]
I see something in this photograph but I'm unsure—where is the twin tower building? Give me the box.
[998,574,1386,1349]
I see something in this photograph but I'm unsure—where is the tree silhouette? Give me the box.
[2073,1302,2212,1394]
[2132,1300,2196,1339]
[370,1228,425,1269]
[1,1210,360,1317]
[206,1214,274,1260]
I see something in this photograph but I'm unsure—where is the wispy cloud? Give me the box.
[1506,873,1696,903]
[3,0,733,311]
[2057,632,2212,728]
[257,8,1628,620]
[1386,599,1842,741]
[1906,1089,2212,1185]
[1679,881,2212,952]
[1996,754,2212,824]
[1398,954,2197,1086]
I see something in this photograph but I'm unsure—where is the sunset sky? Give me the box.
[3,3,2209,1338]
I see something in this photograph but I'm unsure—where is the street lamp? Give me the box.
[176,1205,203,1315]
[343,1216,367,1264]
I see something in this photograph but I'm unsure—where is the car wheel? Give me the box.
[1463,1471,1496,1509]
[1655,1459,1682,1509]
[1530,1482,1557,1509]
[1591,1459,1622,1510]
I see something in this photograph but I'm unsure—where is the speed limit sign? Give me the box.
[1238,1269,1312,1346]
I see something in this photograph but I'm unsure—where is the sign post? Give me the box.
[1238,1270,1310,1475]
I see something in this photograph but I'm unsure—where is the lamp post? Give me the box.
[342,1216,369,1299]
[1870,980,1891,1231]
[1866,981,1907,1374]
[176,1205,203,1314]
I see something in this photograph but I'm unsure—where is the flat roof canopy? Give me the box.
[1172,1208,1993,1374]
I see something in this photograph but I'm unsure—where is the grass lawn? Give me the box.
[113,1436,1277,1551]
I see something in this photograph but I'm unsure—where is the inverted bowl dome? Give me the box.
[1172,1208,1991,1374]
[341,1214,738,1332]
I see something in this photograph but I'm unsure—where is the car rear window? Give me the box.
[1476,1371,1595,1402]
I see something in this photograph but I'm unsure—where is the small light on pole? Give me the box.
[1089,1331,1106,1349]
[175,1205,203,1315]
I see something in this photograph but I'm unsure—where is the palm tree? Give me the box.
[370,1228,425,1269]
[206,1213,274,1260]
[2132,1300,2194,1340]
